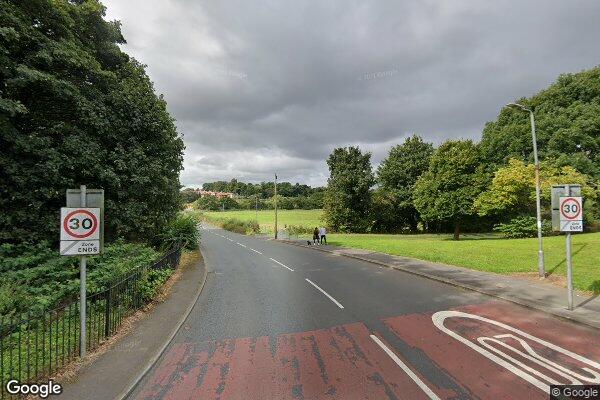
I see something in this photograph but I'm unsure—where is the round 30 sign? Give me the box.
[60,208,101,241]
[560,197,582,221]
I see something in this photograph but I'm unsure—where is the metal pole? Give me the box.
[565,184,573,310]
[530,110,546,278]
[255,195,258,221]
[274,174,278,239]
[79,185,87,357]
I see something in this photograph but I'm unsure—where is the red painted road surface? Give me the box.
[134,302,600,399]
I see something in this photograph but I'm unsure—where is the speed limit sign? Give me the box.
[559,197,583,232]
[60,207,101,255]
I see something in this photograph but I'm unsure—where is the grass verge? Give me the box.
[327,232,600,293]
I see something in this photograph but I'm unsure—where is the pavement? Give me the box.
[121,225,600,400]
[280,237,600,329]
[59,250,207,400]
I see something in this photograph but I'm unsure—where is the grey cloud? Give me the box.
[103,0,600,186]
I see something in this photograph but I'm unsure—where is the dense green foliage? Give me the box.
[480,67,600,179]
[0,0,184,246]
[374,135,434,232]
[493,216,553,239]
[324,147,375,233]
[192,192,324,211]
[475,158,597,219]
[220,218,260,235]
[413,140,487,239]
[0,240,159,317]
[201,179,325,198]
[159,212,200,251]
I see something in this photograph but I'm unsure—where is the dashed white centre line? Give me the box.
[249,248,263,255]
[305,279,344,309]
[370,335,440,400]
[237,242,247,248]
[269,258,294,272]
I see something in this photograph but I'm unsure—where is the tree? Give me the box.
[413,140,485,240]
[0,0,184,245]
[324,147,375,232]
[475,158,597,218]
[180,188,201,204]
[480,67,600,179]
[376,135,434,232]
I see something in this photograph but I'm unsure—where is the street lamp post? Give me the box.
[507,103,545,278]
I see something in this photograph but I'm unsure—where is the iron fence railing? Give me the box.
[0,246,182,398]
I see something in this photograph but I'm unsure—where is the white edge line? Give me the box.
[269,257,295,272]
[304,278,344,309]
[250,248,263,255]
[370,335,440,400]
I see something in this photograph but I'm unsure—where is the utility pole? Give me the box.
[255,194,258,221]
[507,103,545,278]
[274,173,278,239]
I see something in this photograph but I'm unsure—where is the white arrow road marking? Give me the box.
[269,258,294,272]
[305,279,344,309]
[370,335,440,400]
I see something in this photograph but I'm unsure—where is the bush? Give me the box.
[287,225,314,237]
[494,216,552,238]
[159,213,200,250]
[0,240,159,317]
[138,268,173,303]
[221,218,260,234]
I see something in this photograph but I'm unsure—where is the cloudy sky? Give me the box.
[102,0,600,188]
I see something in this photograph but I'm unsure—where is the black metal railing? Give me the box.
[0,247,182,398]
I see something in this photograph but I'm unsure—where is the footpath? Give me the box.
[280,238,600,329]
[59,254,207,400]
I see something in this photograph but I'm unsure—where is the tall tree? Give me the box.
[376,135,434,232]
[0,0,184,245]
[324,147,375,232]
[413,140,485,240]
[480,67,600,179]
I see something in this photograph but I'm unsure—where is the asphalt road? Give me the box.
[129,225,600,400]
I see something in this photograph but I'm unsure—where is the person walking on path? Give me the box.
[313,227,320,245]
[319,226,327,244]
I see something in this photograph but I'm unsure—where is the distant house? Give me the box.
[194,189,236,199]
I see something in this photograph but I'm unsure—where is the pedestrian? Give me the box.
[319,226,327,244]
[313,227,320,244]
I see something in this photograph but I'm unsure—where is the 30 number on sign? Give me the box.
[60,208,100,241]
[559,197,583,232]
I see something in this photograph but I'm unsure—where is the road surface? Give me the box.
[129,225,600,399]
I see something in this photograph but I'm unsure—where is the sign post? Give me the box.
[60,186,104,357]
[552,184,583,311]
[79,186,87,357]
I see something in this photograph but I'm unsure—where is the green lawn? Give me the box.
[203,209,324,233]
[200,209,599,293]
[328,232,600,293]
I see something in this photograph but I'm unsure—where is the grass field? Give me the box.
[200,209,599,293]
[203,209,324,233]
[328,232,600,293]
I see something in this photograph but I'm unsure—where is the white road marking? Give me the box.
[432,311,600,392]
[269,258,294,272]
[370,335,440,400]
[305,279,344,309]
[249,248,263,255]
[237,242,247,248]
[226,238,234,242]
